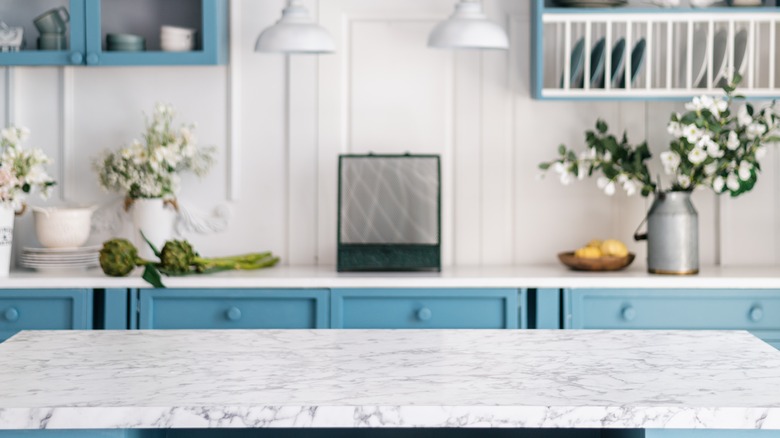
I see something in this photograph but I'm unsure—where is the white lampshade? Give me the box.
[428,0,509,50]
[255,0,335,54]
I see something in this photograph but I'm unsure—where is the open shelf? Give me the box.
[532,0,780,100]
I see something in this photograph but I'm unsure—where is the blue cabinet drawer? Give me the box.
[138,289,329,329]
[565,289,780,331]
[331,289,523,329]
[0,290,92,342]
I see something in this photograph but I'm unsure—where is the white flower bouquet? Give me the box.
[540,78,780,198]
[0,126,56,209]
[94,104,216,200]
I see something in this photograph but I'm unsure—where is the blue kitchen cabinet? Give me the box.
[96,289,135,330]
[331,289,524,329]
[564,289,780,349]
[0,0,87,66]
[0,431,165,438]
[0,289,92,342]
[645,431,780,438]
[138,289,329,329]
[83,0,228,66]
[531,288,562,329]
[0,0,227,66]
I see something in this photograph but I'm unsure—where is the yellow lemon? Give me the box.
[600,239,629,257]
[574,246,602,259]
[586,239,602,248]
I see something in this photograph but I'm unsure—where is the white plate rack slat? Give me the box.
[533,3,780,100]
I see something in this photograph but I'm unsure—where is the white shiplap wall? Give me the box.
[1,0,775,268]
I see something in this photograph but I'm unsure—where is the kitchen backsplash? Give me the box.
[0,0,776,268]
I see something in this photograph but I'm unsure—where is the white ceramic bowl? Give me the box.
[161,25,196,37]
[161,31,194,41]
[161,36,194,46]
[161,40,195,52]
[33,206,97,249]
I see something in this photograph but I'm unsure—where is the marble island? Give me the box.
[0,329,779,432]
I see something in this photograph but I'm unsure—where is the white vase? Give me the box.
[0,205,14,277]
[131,198,177,260]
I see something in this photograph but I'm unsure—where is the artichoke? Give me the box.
[99,239,147,277]
[100,236,280,287]
[159,240,197,274]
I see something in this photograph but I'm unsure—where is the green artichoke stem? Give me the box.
[196,255,279,272]
[195,252,272,265]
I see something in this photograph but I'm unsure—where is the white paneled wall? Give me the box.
[1,0,777,268]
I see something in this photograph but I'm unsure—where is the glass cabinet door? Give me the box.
[84,0,227,66]
[0,0,87,66]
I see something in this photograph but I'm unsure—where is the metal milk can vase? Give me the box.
[634,191,699,275]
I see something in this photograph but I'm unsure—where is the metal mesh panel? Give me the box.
[339,155,439,245]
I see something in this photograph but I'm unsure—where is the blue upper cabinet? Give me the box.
[84,0,228,66]
[0,0,227,67]
[0,0,87,66]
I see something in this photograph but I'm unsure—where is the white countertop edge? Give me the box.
[1,405,779,430]
[2,265,780,289]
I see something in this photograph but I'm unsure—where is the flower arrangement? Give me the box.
[0,126,56,209]
[539,79,780,198]
[94,104,216,200]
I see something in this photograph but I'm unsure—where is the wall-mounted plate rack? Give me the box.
[532,0,780,100]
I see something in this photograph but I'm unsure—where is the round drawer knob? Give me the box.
[749,306,764,322]
[4,307,19,322]
[69,52,83,65]
[417,307,432,322]
[226,307,242,321]
[621,306,636,322]
[86,53,99,65]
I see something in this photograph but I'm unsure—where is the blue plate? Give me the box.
[560,38,585,89]
[597,38,625,89]
[619,38,646,88]
[586,37,607,88]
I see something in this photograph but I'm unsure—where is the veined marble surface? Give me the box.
[6,265,780,289]
[0,329,779,430]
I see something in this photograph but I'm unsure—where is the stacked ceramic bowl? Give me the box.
[20,206,100,272]
[161,25,196,52]
[106,33,145,52]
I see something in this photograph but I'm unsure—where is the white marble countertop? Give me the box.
[5,265,780,289]
[0,329,779,430]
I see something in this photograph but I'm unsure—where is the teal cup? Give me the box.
[34,7,70,34]
[38,33,67,51]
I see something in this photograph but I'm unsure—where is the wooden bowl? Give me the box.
[558,252,635,272]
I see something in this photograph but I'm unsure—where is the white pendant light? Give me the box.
[428,0,509,51]
[255,0,335,54]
